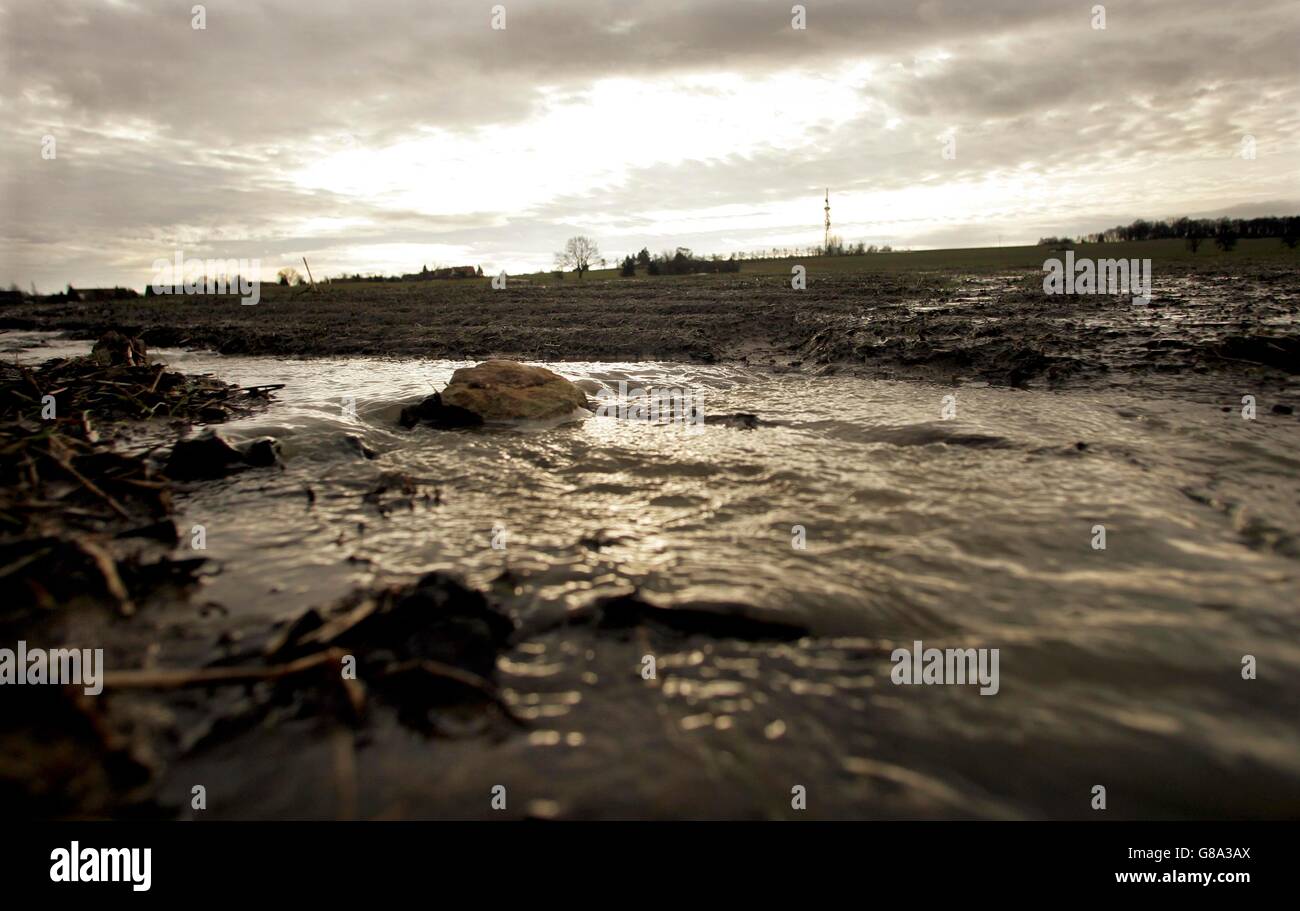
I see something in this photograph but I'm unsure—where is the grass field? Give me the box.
[498,238,1299,285]
[4,241,1297,394]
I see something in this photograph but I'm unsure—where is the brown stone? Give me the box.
[405,360,588,426]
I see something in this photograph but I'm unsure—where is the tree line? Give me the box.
[616,247,742,277]
[1043,215,1300,251]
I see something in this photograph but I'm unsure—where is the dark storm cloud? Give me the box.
[0,0,1076,143]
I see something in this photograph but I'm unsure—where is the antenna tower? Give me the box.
[823,188,831,252]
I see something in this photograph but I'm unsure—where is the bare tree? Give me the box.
[554,236,600,279]
[1213,221,1238,252]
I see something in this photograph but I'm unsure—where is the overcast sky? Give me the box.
[2,0,1298,290]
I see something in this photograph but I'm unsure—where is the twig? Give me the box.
[104,648,347,690]
[41,448,131,519]
[0,546,53,579]
[74,538,135,616]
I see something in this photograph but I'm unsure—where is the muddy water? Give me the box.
[9,333,1300,818]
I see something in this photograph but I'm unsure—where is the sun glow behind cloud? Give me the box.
[292,69,872,219]
[598,173,1054,240]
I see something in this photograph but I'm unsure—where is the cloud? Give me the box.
[1,0,1298,287]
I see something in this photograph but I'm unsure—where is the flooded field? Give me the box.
[5,258,1298,386]
[5,321,1299,819]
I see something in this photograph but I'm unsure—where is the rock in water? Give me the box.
[703,412,763,430]
[165,429,283,479]
[401,359,588,427]
[399,395,479,429]
[343,433,378,459]
[165,430,246,479]
[90,331,147,367]
[442,360,589,421]
[239,436,283,468]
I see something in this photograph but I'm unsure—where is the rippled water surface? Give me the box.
[10,333,1300,818]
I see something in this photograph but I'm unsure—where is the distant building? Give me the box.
[67,286,140,301]
[402,265,480,281]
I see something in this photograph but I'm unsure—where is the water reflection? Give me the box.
[7,332,1299,817]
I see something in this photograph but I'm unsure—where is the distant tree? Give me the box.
[647,259,660,276]
[1186,234,1203,253]
[636,248,651,268]
[1282,226,1299,249]
[1214,221,1238,252]
[554,236,600,279]
[620,255,636,277]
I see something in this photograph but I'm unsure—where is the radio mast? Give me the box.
[823,188,831,253]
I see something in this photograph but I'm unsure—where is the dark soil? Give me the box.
[0,345,284,817]
[4,262,1296,388]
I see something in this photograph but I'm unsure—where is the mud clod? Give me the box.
[589,592,809,641]
[164,430,283,479]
